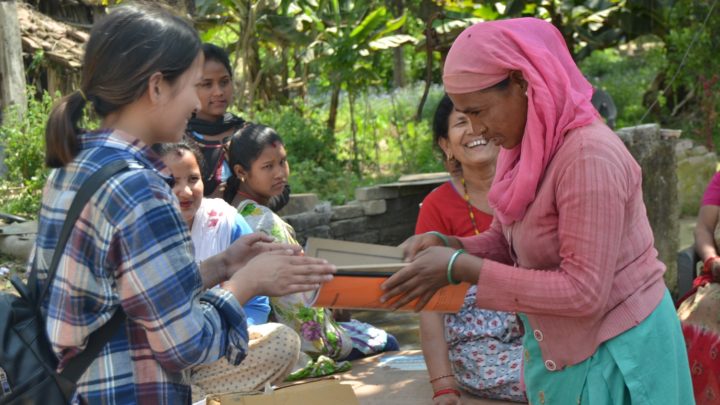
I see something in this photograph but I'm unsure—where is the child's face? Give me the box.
[242,143,289,204]
[163,150,204,227]
[196,60,233,121]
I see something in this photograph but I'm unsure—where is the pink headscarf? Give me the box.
[443,18,598,225]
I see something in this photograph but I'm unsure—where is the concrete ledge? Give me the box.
[331,204,364,220]
[356,186,399,201]
[361,200,387,216]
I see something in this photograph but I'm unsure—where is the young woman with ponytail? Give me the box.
[34,5,335,404]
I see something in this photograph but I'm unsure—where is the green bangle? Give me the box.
[427,231,450,247]
[447,249,465,285]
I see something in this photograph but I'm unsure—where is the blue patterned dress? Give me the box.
[445,285,527,402]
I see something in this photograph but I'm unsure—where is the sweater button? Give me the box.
[533,329,544,341]
[544,360,556,371]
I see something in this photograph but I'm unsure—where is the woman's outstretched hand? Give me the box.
[380,246,457,311]
[229,249,336,300]
[400,232,461,262]
[222,232,301,280]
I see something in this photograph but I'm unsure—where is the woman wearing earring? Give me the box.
[382,18,693,404]
[417,95,525,404]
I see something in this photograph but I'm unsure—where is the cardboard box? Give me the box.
[205,377,359,405]
[305,238,468,312]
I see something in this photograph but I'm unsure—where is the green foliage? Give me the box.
[658,0,720,148]
[328,83,445,176]
[0,90,55,218]
[580,41,666,129]
[252,82,446,205]
[253,105,363,204]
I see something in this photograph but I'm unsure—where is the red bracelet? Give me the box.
[432,388,461,399]
[703,256,720,274]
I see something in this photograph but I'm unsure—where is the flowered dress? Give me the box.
[445,285,526,402]
[237,200,353,360]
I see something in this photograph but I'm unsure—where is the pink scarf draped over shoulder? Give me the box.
[443,18,598,225]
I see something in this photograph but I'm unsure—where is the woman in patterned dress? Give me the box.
[416,95,525,404]
[223,124,399,378]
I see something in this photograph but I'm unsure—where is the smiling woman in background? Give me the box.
[416,95,525,404]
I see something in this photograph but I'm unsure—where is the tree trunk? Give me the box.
[327,85,340,133]
[416,19,436,122]
[391,0,406,88]
[365,92,379,174]
[235,0,262,115]
[348,91,361,176]
[0,1,27,120]
[275,47,287,103]
[393,48,406,88]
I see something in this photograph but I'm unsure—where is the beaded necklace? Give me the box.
[461,177,481,235]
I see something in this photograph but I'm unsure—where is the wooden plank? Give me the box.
[0,0,27,118]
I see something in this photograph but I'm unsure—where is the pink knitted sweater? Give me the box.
[460,120,667,371]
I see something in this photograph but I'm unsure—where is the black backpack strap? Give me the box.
[31,160,129,306]
[28,160,130,383]
[60,309,126,382]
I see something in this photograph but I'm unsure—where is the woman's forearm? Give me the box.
[420,312,458,390]
[198,253,228,289]
[452,253,483,285]
[696,228,718,261]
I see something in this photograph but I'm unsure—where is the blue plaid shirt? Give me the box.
[32,130,248,404]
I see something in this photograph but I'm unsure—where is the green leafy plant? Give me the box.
[580,42,666,129]
[0,89,56,218]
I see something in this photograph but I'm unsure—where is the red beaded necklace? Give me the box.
[461,177,481,235]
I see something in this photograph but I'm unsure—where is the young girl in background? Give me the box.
[187,43,291,210]
[155,142,300,401]
[224,124,399,377]
[34,5,334,403]
[186,43,245,198]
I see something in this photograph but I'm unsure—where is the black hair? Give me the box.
[488,76,511,91]
[152,141,205,171]
[432,94,454,155]
[202,43,232,76]
[223,124,284,203]
[45,4,201,168]
[431,94,462,173]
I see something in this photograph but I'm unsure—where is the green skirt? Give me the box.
[521,290,694,405]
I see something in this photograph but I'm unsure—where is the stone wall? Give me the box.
[675,140,717,217]
[616,124,679,292]
[284,176,447,248]
[286,125,682,294]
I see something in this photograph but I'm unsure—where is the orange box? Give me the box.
[305,238,468,312]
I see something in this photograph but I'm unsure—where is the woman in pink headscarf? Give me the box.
[381,18,693,404]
